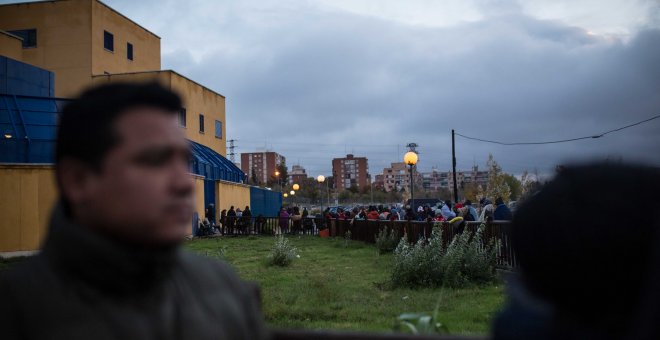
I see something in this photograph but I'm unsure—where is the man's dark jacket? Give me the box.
[0,205,269,340]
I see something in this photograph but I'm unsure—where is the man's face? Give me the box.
[78,107,194,246]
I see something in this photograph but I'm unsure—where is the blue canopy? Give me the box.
[189,140,244,183]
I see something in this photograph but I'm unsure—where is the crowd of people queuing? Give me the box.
[321,196,513,224]
[196,197,513,236]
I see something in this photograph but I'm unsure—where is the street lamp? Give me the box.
[275,171,281,191]
[404,151,418,212]
[292,183,300,191]
[316,175,325,213]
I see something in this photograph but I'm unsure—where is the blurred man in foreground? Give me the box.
[493,163,660,339]
[0,83,268,340]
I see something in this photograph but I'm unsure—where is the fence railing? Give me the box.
[199,217,515,268]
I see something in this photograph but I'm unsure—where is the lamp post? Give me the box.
[275,171,281,191]
[316,175,325,213]
[404,151,418,212]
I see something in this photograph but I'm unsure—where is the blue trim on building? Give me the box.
[189,140,244,183]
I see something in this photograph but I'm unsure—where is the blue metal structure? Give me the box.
[189,141,244,183]
[250,186,283,217]
[0,94,68,163]
[0,56,54,97]
[0,94,245,187]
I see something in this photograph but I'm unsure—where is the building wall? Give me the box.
[0,0,161,98]
[170,72,226,156]
[0,164,57,254]
[216,180,250,217]
[241,152,285,185]
[91,71,227,156]
[90,0,160,78]
[332,154,369,191]
[0,0,93,98]
[0,31,23,60]
[192,174,205,234]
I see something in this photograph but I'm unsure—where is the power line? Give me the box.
[455,114,660,146]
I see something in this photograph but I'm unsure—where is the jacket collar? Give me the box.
[42,202,179,295]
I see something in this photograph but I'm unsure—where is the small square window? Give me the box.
[179,108,187,127]
[127,42,133,60]
[8,29,37,48]
[104,31,114,51]
[199,114,205,133]
[215,120,222,139]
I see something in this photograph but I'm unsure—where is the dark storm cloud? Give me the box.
[152,2,660,175]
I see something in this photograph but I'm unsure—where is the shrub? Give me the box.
[392,227,444,287]
[266,236,298,267]
[343,230,352,248]
[392,225,500,288]
[375,227,400,254]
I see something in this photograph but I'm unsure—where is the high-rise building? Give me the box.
[380,162,422,193]
[332,154,369,191]
[241,152,285,185]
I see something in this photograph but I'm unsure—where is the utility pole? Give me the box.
[228,139,236,163]
[452,130,458,203]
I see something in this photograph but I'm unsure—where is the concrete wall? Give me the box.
[0,31,23,60]
[216,180,250,218]
[91,0,160,77]
[92,71,227,156]
[0,164,57,254]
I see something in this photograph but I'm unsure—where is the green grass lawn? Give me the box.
[185,235,504,335]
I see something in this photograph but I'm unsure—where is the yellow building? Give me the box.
[0,0,226,154]
[92,70,227,155]
[0,0,160,98]
[0,0,243,255]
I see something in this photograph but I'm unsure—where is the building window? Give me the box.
[214,120,222,139]
[179,108,186,127]
[127,42,133,60]
[199,114,205,133]
[8,29,37,48]
[104,31,114,51]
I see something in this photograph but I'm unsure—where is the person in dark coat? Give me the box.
[227,205,237,232]
[278,207,290,234]
[242,206,252,234]
[492,163,660,340]
[219,209,227,234]
[493,197,513,220]
[0,83,268,340]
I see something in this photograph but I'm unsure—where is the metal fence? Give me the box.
[201,217,516,268]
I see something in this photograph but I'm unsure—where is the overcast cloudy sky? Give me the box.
[13,0,660,176]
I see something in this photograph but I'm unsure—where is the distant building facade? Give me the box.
[332,154,369,191]
[289,165,307,186]
[420,165,489,191]
[241,152,285,185]
[380,162,422,193]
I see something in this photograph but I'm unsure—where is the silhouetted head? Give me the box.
[512,163,660,337]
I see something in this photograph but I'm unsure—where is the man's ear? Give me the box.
[57,158,98,207]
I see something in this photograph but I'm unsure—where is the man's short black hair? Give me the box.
[56,82,182,170]
[512,163,660,335]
